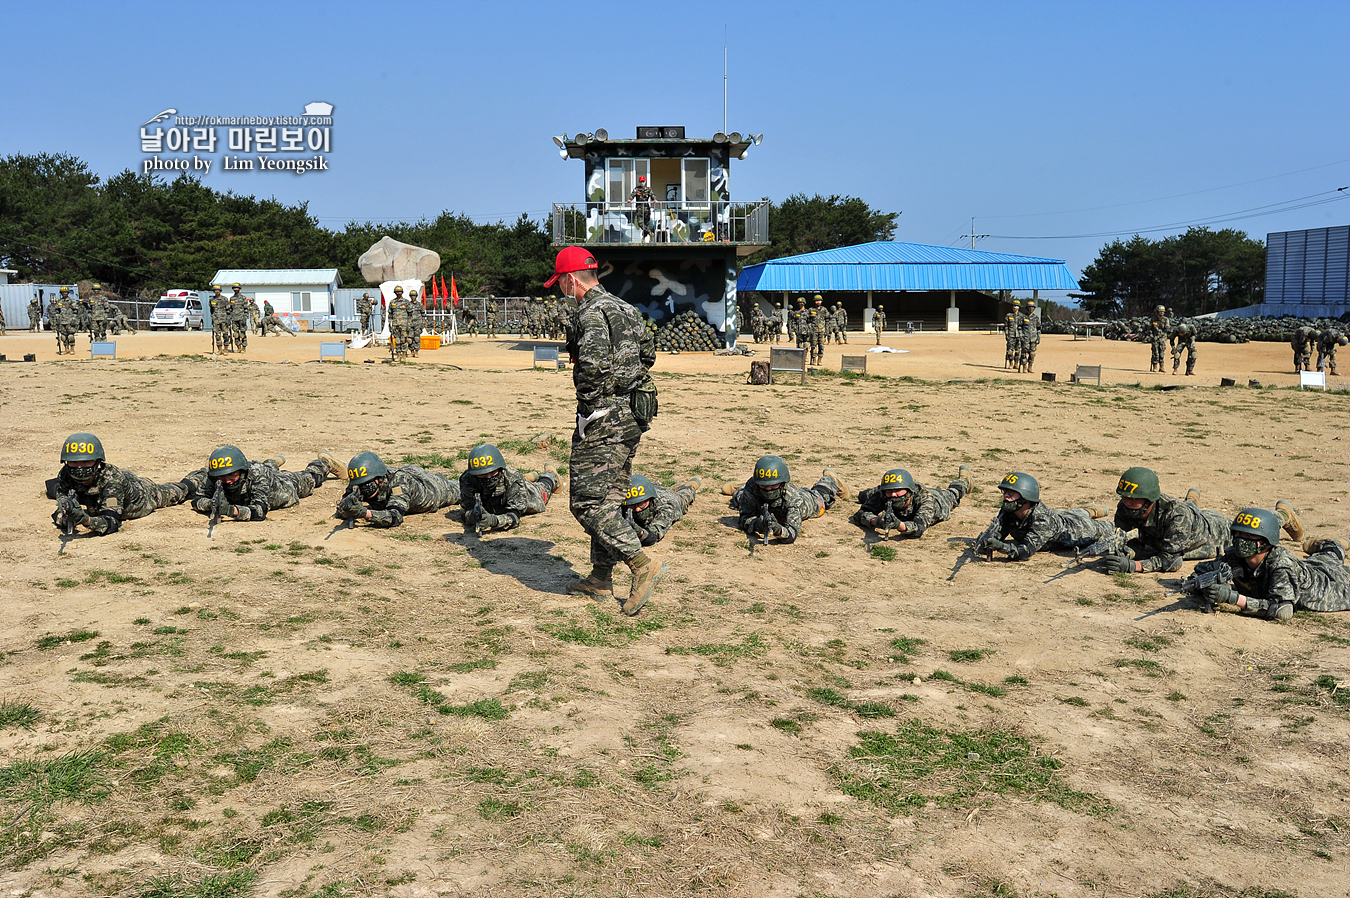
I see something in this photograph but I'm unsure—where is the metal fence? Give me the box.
[551,199,769,246]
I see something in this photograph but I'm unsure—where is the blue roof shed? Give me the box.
[737,241,1080,292]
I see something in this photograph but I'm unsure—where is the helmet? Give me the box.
[212,285,222,292]
[1116,467,1161,503]
[1340,335,1349,347]
[232,283,241,289]
[752,455,789,487]
[92,283,102,290]
[881,468,917,511]
[362,292,370,298]
[207,445,250,478]
[346,451,388,486]
[625,474,657,506]
[61,433,105,462]
[814,294,823,301]
[409,289,418,297]
[998,472,1039,503]
[393,286,404,294]
[1231,507,1280,547]
[59,286,70,294]
[467,443,506,476]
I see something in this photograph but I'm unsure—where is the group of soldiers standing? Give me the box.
[1002,299,1042,372]
[1292,323,1346,376]
[207,284,276,353]
[41,285,133,354]
[520,297,567,340]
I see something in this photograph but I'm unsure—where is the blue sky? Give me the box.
[5,0,1348,294]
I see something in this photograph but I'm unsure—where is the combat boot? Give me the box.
[623,553,665,617]
[720,482,740,496]
[1302,537,1349,555]
[262,455,286,469]
[672,476,702,494]
[524,462,560,484]
[821,468,851,501]
[317,450,344,480]
[1080,505,1110,520]
[1184,488,1201,504]
[567,569,614,601]
[1275,500,1304,542]
[956,465,974,495]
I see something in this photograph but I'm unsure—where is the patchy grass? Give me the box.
[0,700,42,729]
[35,629,100,650]
[834,720,1113,816]
[539,606,665,647]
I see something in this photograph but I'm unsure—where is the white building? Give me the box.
[209,269,343,330]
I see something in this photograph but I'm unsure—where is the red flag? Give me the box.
[433,276,442,300]
[450,276,459,308]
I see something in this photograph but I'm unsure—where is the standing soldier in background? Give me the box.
[1147,305,1169,373]
[834,302,848,344]
[810,304,827,366]
[1171,322,1198,375]
[486,295,499,338]
[357,292,373,335]
[1003,305,1020,369]
[1022,300,1041,372]
[387,286,411,359]
[208,286,230,353]
[629,174,655,241]
[77,287,93,336]
[0,302,6,335]
[88,286,109,342]
[407,289,425,357]
[1316,328,1345,376]
[248,298,261,335]
[28,295,41,331]
[873,304,886,344]
[548,246,663,616]
[228,284,249,352]
[53,287,77,355]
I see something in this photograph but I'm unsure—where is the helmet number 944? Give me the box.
[349,466,368,479]
[626,485,646,499]
[469,455,495,469]
[1118,479,1138,495]
[66,441,95,454]
[210,457,234,470]
[1234,513,1263,529]
[757,467,778,480]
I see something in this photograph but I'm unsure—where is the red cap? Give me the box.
[638,175,646,183]
[544,246,599,287]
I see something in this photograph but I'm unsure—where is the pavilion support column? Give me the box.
[946,289,960,332]
[782,291,789,333]
[865,290,875,332]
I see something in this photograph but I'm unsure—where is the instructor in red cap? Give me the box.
[547,247,662,615]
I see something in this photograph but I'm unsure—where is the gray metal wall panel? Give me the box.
[1266,225,1350,307]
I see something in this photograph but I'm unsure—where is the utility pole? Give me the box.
[723,28,728,135]
[961,217,988,249]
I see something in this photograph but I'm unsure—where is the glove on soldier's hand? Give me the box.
[860,513,882,529]
[1203,582,1238,605]
[770,523,785,538]
[337,492,365,520]
[1105,553,1136,574]
[990,540,1016,556]
[193,497,213,514]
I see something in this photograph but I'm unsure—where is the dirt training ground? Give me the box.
[1,329,1347,898]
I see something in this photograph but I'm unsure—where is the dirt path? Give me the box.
[0,332,1347,897]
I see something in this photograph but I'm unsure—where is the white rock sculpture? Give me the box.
[358,236,441,284]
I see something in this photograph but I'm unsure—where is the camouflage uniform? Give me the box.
[460,465,558,530]
[407,297,426,356]
[1292,325,1315,373]
[208,290,230,352]
[569,284,652,568]
[1114,493,1232,573]
[0,304,6,335]
[1148,313,1170,372]
[809,307,826,365]
[873,307,886,344]
[53,296,78,354]
[263,299,275,318]
[627,481,696,547]
[228,289,248,351]
[730,474,840,543]
[182,457,331,521]
[388,294,411,358]
[47,462,189,535]
[248,301,261,334]
[1003,312,1019,368]
[851,477,968,537]
[28,297,41,331]
[261,313,295,336]
[342,464,461,527]
[1315,329,1341,375]
[629,182,655,237]
[88,295,109,342]
[486,297,499,338]
[835,305,848,344]
[1171,325,1198,375]
[110,305,134,334]
[1198,542,1350,619]
[1022,307,1041,372]
[980,504,1115,561]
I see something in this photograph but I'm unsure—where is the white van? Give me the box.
[150,290,205,330]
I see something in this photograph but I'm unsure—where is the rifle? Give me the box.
[57,489,80,537]
[207,481,224,538]
[469,493,485,537]
[1057,528,1141,571]
[879,499,897,541]
[748,503,772,555]
[1171,552,1234,613]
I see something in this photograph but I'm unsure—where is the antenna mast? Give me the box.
[723,27,728,134]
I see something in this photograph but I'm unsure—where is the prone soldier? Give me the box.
[974,472,1115,561]
[335,451,461,527]
[623,474,699,548]
[1189,509,1350,622]
[181,446,343,523]
[852,465,973,539]
[726,455,850,546]
[459,443,559,534]
[47,433,189,536]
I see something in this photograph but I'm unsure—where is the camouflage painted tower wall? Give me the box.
[550,127,768,348]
